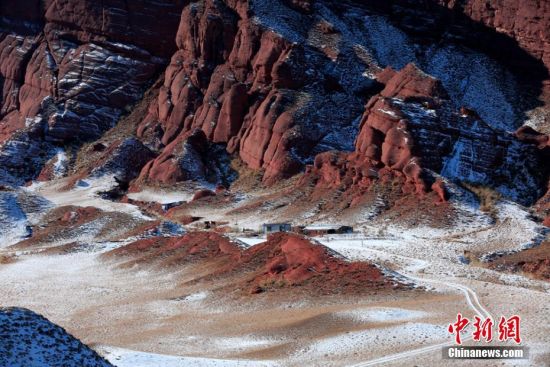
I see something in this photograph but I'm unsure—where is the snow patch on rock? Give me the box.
[0,307,112,367]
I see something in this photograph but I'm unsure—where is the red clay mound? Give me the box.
[103,231,241,268]
[104,231,393,295]
[192,189,216,202]
[12,205,152,250]
[36,157,59,182]
[105,236,177,259]
[60,207,101,226]
[121,196,165,216]
[487,242,550,281]
[239,233,388,294]
[13,206,103,249]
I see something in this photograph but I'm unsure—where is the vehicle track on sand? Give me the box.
[315,237,493,366]
[350,268,492,366]
[402,272,493,321]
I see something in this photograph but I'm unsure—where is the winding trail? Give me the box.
[349,271,492,366]
[237,235,493,365]
[402,272,493,321]
[316,237,493,367]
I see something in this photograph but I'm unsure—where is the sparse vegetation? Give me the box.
[228,157,264,190]
[462,182,502,220]
[462,250,483,267]
[0,254,17,264]
[259,279,288,290]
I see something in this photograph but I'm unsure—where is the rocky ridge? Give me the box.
[0,0,549,210]
[300,63,546,205]
[0,307,112,367]
[0,0,185,185]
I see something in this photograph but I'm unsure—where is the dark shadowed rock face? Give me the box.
[437,0,550,81]
[516,126,550,149]
[300,64,547,205]
[0,307,112,367]
[0,0,185,185]
[515,126,550,214]
[0,0,548,206]
[283,0,313,14]
[89,138,155,183]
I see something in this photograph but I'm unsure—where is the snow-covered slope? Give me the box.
[0,191,31,247]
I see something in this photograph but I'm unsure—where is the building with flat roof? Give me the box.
[262,223,292,234]
[303,224,353,236]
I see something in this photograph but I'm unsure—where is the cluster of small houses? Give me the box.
[261,223,353,236]
[192,221,353,236]
[158,199,354,237]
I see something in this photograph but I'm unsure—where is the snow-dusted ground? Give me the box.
[301,196,549,365]
[25,177,150,220]
[317,199,548,286]
[1,176,549,366]
[183,291,209,302]
[52,148,69,178]
[292,322,448,361]
[334,307,428,323]
[127,189,195,204]
[0,191,30,247]
[99,347,277,367]
[234,237,267,247]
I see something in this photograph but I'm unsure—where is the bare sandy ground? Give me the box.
[1,178,549,366]
[2,242,548,366]
[0,249,463,366]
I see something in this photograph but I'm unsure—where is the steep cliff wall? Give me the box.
[136,0,377,185]
[0,0,185,184]
[437,0,550,82]
[301,63,546,205]
[0,0,548,208]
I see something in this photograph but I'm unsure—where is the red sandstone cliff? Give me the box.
[438,0,550,85]
[135,0,322,185]
[0,0,185,184]
[298,64,449,203]
[0,0,548,208]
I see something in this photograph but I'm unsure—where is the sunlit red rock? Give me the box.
[103,231,391,294]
